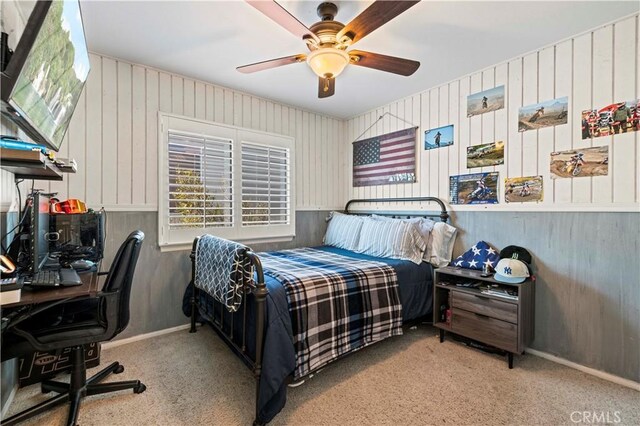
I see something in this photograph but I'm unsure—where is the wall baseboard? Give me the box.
[102,324,192,350]
[526,348,640,392]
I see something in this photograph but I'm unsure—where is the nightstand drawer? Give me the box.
[452,308,518,353]
[452,291,517,324]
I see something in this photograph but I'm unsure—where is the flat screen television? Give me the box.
[1,0,90,152]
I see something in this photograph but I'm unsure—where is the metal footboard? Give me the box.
[189,236,267,425]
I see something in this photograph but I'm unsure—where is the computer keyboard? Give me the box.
[23,268,82,287]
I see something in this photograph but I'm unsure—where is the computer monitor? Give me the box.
[49,211,105,262]
[30,192,51,273]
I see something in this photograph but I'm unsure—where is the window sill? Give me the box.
[159,234,296,253]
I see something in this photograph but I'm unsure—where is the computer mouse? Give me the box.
[70,259,95,271]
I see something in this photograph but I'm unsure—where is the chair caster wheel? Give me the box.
[133,383,146,394]
[114,364,125,374]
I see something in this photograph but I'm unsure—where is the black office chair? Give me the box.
[1,231,146,426]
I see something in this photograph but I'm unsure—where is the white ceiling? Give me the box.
[33,1,640,118]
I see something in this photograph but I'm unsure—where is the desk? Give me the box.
[1,271,102,334]
[2,271,101,309]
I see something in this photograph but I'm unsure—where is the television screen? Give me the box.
[2,0,90,151]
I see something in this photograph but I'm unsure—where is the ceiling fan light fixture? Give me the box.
[306,48,349,79]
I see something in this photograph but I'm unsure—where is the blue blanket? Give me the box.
[183,246,433,423]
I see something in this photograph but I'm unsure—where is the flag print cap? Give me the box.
[494,258,530,283]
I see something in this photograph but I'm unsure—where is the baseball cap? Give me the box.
[499,245,532,264]
[494,258,530,284]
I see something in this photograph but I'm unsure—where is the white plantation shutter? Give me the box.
[159,114,295,248]
[241,142,291,226]
[168,132,233,229]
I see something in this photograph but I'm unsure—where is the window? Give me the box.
[168,133,233,230]
[241,142,291,226]
[159,114,295,248]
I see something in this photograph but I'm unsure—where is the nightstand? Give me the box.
[433,266,534,368]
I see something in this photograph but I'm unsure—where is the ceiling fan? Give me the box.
[237,1,421,98]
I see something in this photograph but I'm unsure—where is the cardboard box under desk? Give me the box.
[18,343,101,387]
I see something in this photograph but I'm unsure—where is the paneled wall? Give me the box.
[346,14,639,212]
[451,210,639,382]
[23,53,347,212]
[344,13,640,382]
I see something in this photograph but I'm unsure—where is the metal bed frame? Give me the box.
[189,197,449,425]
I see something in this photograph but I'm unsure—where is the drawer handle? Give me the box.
[473,312,490,319]
[472,294,497,304]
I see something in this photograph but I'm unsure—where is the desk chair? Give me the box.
[1,231,145,426]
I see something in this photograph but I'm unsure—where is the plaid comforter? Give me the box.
[259,247,403,378]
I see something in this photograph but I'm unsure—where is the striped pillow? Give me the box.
[371,214,435,261]
[357,217,426,265]
[323,212,364,251]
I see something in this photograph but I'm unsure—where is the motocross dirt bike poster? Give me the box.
[449,172,499,205]
[467,141,504,168]
[425,124,454,150]
[550,146,608,179]
[518,97,568,132]
[581,99,640,139]
[505,176,543,203]
[467,86,505,117]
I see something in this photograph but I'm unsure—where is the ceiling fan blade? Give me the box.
[318,76,335,98]
[237,54,306,74]
[348,50,420,76]
[246,1,320,44]
[337,1,420,46]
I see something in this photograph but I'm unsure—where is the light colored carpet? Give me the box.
[5,325,639,425]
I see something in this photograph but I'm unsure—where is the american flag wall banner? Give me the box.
[352,127,418,187]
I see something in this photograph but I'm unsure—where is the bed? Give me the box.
[183,197,450,425]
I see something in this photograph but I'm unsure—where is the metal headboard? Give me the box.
[344,197,449,223]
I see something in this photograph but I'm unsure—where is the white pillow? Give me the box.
[357,217,426,265]
[324,212,364,251]
[371,214,435,260]
[427,222,458,267]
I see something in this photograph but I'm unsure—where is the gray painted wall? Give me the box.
[450,211,639,382]
[102,210,330,339]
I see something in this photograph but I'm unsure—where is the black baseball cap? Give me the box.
[499,245,532,264]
